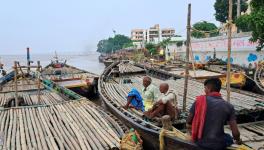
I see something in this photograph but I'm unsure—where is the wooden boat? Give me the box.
[41,55,99,98]
[255,61,264,92]
[99,61,264,149]
[103,58,115,68]
[0,60,7,78]
[0,62,127,149]
[144,59,247,89]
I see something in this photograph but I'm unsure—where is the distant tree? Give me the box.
[145,43,157,55]
[123,42,134,48]
[191,21,219,38]
[96,34,132,53]
[214,0,248,23]
[96,39,109,53]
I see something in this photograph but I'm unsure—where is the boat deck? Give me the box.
[0,90,68,106]
[0,78,44,93]
[168,69,224,79]
[103,75,263,114]
[225,121,264,149]
[117,62,145,73]
[0,100,122,149]
[41,65,98,80]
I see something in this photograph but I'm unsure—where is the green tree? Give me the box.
[214,0,248,23]
[248,0,264,51]
[191,21,219,38]
[96,34,132,53]
[235,14,251,32]
[145,43,157,55]
[235,0,264,51]
[158,38,171,49]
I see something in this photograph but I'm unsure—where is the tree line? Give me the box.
[97,34,133,53]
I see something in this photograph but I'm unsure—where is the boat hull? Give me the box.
[99,85,200,150]
[99,62,200,150]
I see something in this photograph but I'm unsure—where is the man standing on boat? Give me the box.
[141,76,159,111]
[186,78,242,150]
[143,83,178,121]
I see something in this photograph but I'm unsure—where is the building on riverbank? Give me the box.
[131,24,175,49]
[166,32,264,67]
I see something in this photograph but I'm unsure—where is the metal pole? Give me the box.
[14,61,18,107]
[227,0,233,102]
[183,3,191,112]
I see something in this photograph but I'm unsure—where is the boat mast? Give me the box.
[227,0,233,102]
[27,47,30,74]
[183,3,191,112]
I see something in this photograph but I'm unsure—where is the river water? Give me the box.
[0,52,105,75]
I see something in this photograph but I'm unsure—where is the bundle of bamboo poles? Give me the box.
[102,75,263,114]
[0,90,70,106]
[42,66,84,75]
[117,63,144,73]
[0,100,122,150]
[0,79,44,93]
[43,72,94,81]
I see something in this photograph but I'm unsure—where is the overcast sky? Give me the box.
[0,0,218,54]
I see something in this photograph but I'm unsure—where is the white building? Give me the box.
[131,24,175,48]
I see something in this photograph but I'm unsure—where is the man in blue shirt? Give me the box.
[187,78,242,150]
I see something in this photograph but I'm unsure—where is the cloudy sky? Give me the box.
[0,0,218,54]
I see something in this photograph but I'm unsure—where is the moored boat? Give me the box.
[0,59,7,78]
[99,61,264,149]
[0,61,127,149]
[41,55,99,98]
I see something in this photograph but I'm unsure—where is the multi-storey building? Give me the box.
[131,24,175,48]
[131,29,145,41]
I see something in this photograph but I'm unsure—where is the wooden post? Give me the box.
[27,47,30,74]
[161,115,173,131]
[37,61,41,103]
[227,0,233,102]
[14,61,18,107]
[183,3,191,112]
[237,0,241,33]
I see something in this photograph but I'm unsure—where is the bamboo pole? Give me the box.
[14,61,18,107]
[183,3,191,112]
[227,0,233,102]
[37,61,41,103]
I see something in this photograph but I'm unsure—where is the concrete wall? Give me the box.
[166,33,264,67]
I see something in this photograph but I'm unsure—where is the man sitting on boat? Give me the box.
[186,78,242,150]
[143,83,178,121]
[141,76,159,111]
[123,88,145,112]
